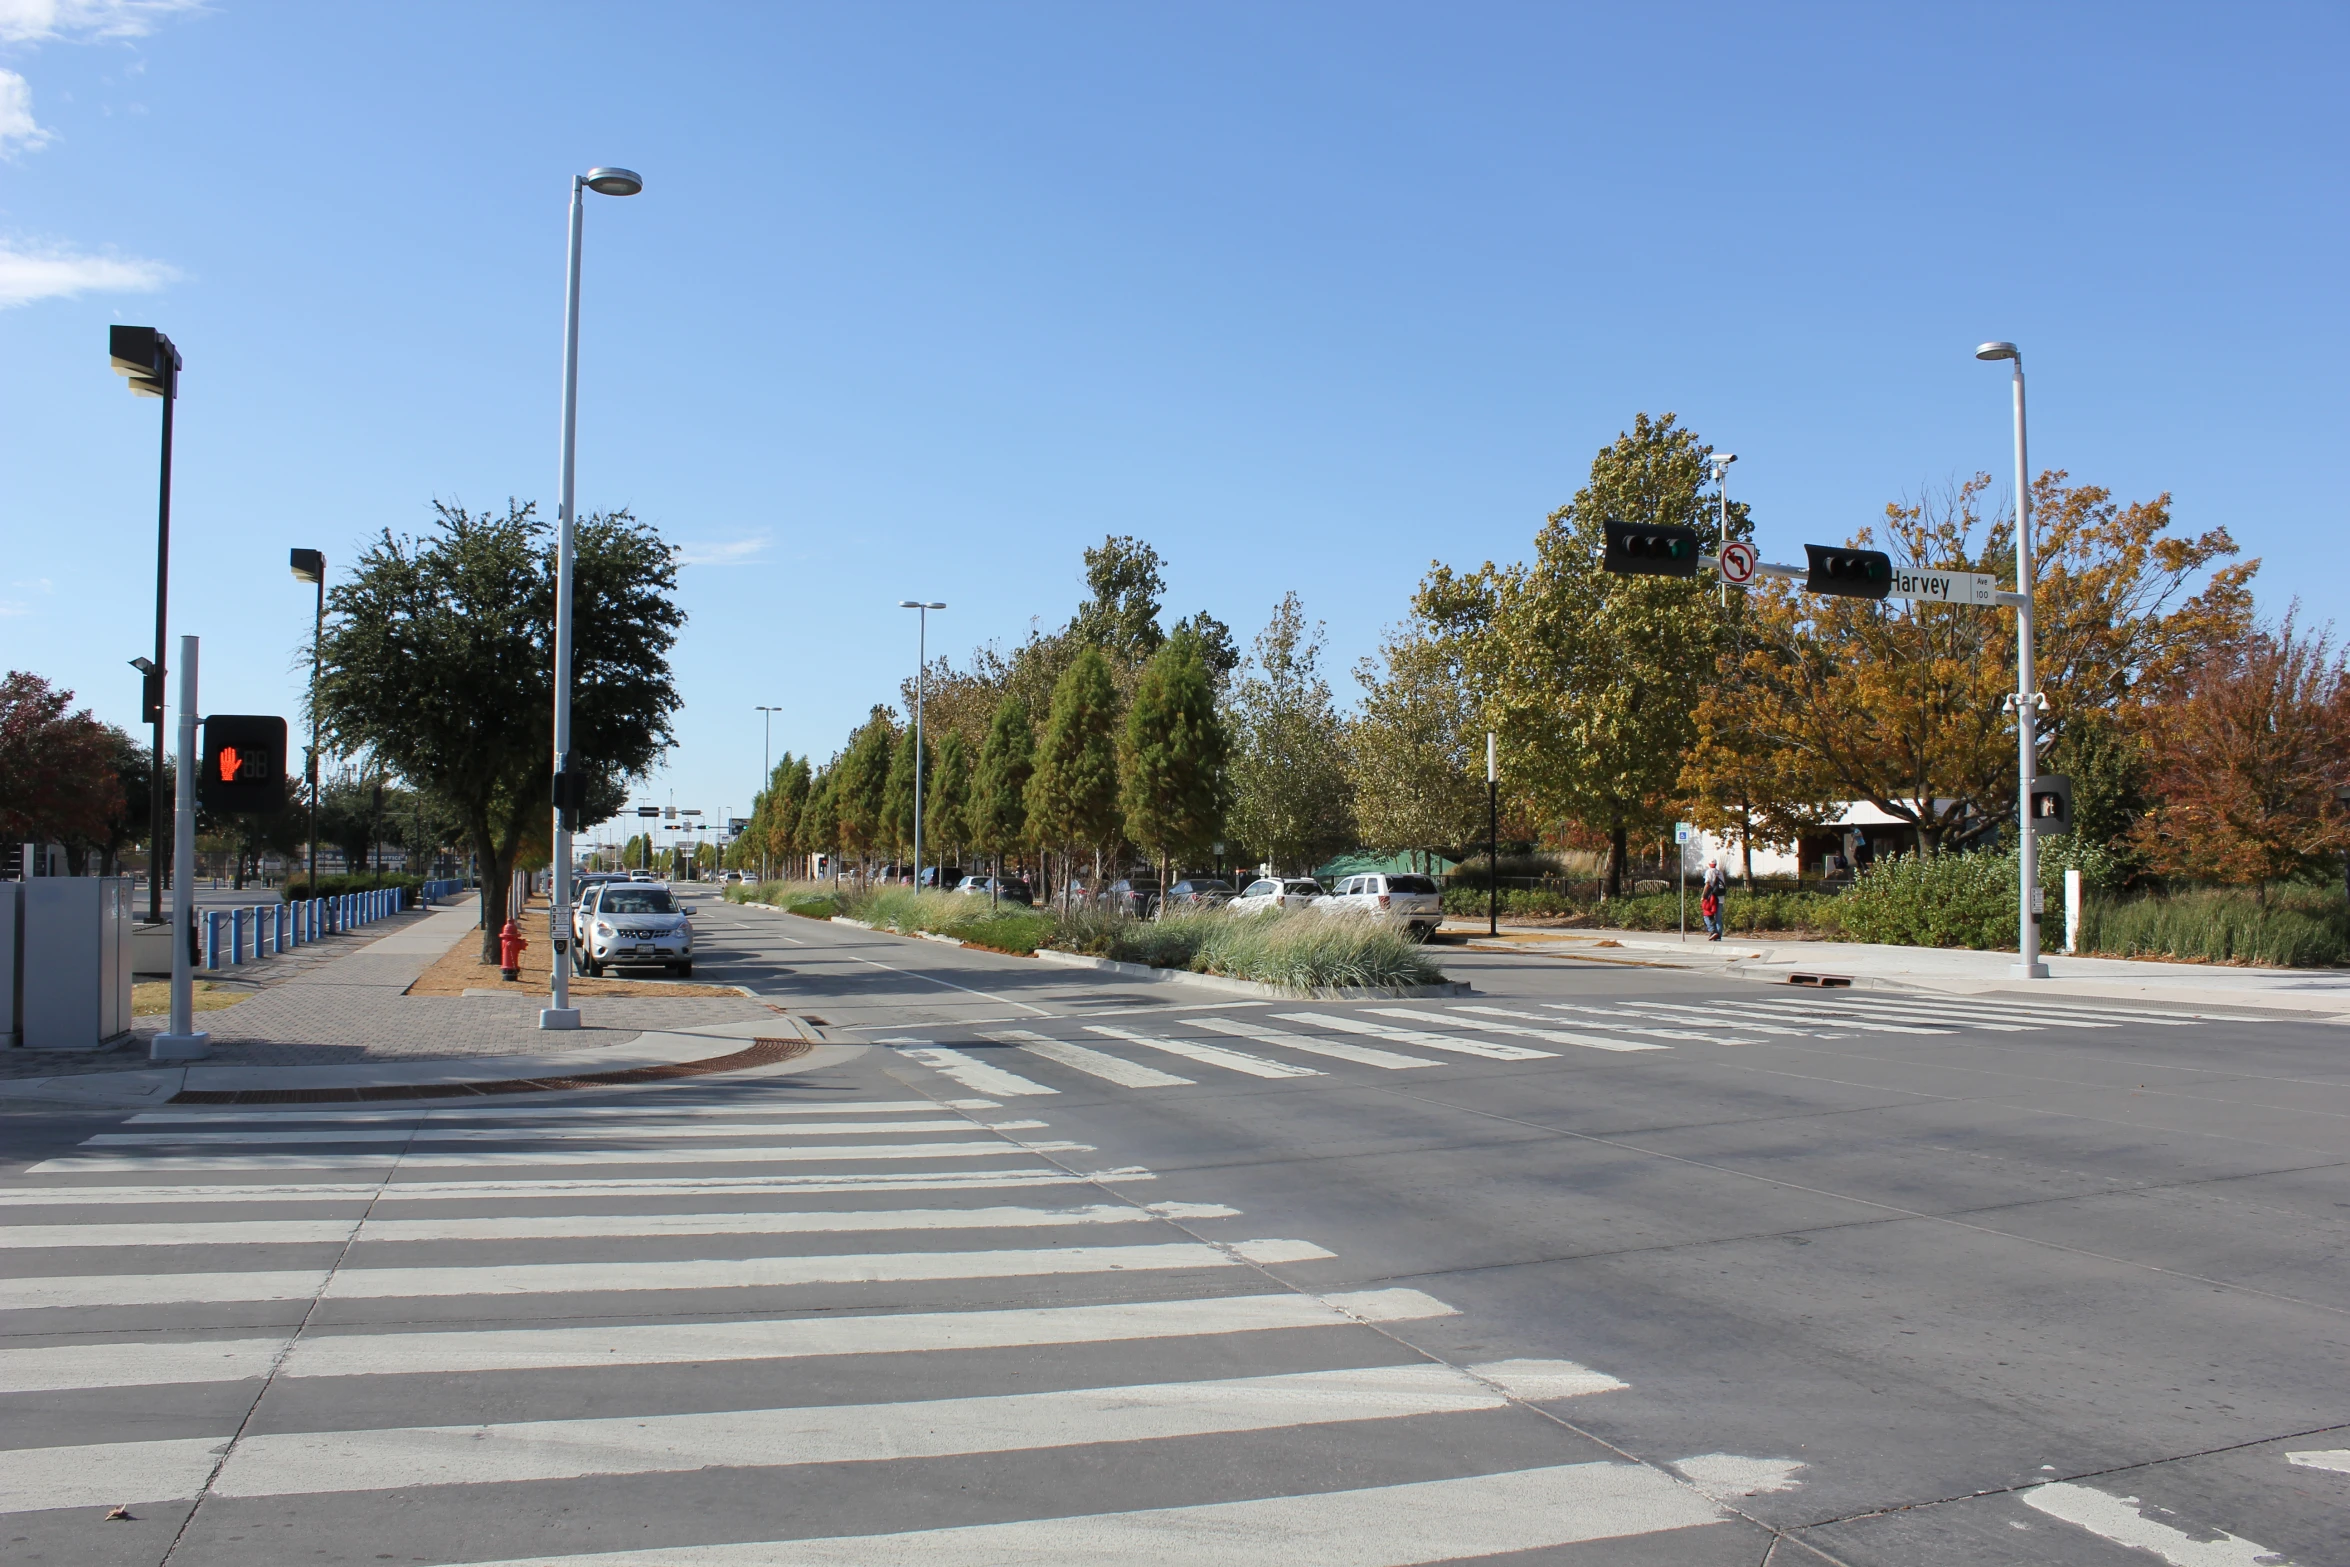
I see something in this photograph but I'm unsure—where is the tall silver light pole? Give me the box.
[1977,340,2047,979]
[543,164,644,1031]
[898,601,946,887]
[755,705,783,882]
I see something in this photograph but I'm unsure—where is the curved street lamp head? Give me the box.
[898,600,947,610]
[1975,341,2020,362]
[583,167,644,197]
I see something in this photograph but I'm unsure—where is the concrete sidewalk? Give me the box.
[4,894,777,1082]
[1449,919,2350,1015]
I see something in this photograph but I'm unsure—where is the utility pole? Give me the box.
[1486,731,1498,938]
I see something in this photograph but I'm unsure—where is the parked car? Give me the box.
[574,882,695,977]
[1104,876,1162,917]
[1164,877,1234,910]
[1316,872,1444,940]
[917,865,966,891]
[952,875,1033,906]
[1226,877,1324,916]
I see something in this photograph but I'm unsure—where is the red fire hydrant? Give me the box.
[498,918,527,981]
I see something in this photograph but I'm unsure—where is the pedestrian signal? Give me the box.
[1603,521,1704,578]
[199,715,287,813]
[2027,773,2073,836]
[1804,544,1893,599]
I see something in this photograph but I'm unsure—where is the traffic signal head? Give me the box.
[1603,521,1704,578]
[2027,773,2073,836]
[200,715,288,813]
[1804,544,1893,599]
[553,769,590,833]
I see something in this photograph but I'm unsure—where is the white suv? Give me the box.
[1226,877,1324,916]
[1316,873,1443,941]
[576,882,695,977]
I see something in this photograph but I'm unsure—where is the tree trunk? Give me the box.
[472,816,514,963]
[1605,823,1628,900]
[1739,797,1755,892]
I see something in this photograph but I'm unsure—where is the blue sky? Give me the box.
[3,2,2342,853]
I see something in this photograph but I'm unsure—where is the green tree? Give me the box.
[1420,413,1727,895]
[1120,628,1229,898]
[756,754,812,876]
[799,766,842,871]
[1071,535,1168,667]
[0,671,122,870]
[1027,647,1124,897]
[1226,593,1353,874]
[318,500,682,957]
[1346,627,1484,871]
[926,729,974,868]
[968,695,1035,876]
[835,709,897,875]
[883,725,934,865]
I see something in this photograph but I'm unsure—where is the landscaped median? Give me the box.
[728,881,1460,996]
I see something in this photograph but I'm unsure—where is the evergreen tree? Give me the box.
[836,709,897,874]
[1026,647,1124,897]
[926,729,974,869]
[969,695,1035,875]
[1226,593,1354,874]
[798,767,841,871]
[1121,628,1229,898]
[883,725,935,866]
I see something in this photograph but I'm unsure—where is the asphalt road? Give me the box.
[0,899,2343,1565]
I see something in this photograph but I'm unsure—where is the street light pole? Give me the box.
[1978,341,2047,979]
[544,165,643,1032]
[290,549,326,892]
[899,601,946,888]
[756,704,783,883]
[109,326,181,925]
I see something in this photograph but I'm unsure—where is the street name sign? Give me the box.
[1885,567,1998,605]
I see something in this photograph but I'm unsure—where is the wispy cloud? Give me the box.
[0,68,47,151]
[0,238,175,306]
[678,535,773,567]
[0,1,207,44]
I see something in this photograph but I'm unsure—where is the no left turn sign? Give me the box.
[1718,540,1758,585]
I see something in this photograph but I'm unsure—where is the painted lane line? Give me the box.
[1516,1004,1753,1045]
[1387,1005,1682,1051]
[1613,1002,1829,1038]
[0,1289,1456,1394]
[834,946,1057,1017]
[0,1437,225,1517]
[1082,1024,1322,1079]
[2286,1449,2350,1475]
[1226,1238,1336,1263]
[434,1461,1727,1565]
[0,1168,1135,1206]
[896,1046,1059,1097]
[2,1240,1287,1311]
[27,1139,1091,1176]
[1702,999,1955,1036]
[57,1363,1596,1505]
[1195,1016,1438,1070]
[82,1119,1000,1148]
[2019,1481,2289,1566]
[981,1030,1195,1087]
[1272,1012,1554,1061]
[0,1203,1185,1251]
[124,1101,955,1126]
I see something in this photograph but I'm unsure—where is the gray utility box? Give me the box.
[22,877,134,1050]
[0,881,19,1048]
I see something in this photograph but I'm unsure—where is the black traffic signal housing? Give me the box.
[200,715,288,813]
[2027,773,2073,836]
[553,769,590,833]
[1603,521,1705,578]
[140,668,164,726]
[1804,544,1893,599]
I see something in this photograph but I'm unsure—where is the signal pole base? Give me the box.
[150,1031,210,1062]
[2011,962,2050,979]
[538,1008,581,1031]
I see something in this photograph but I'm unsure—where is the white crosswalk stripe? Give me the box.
[1522,1003,1757,1044]
[0,1078,1776,1560]
[981,1029,1196,1086]
[1195,1015,1439,1069]
[1746,996,2043,1031]
[1701,998,1955,1035]
[1273,1011,1556,1060]
[1614,1001,1830,1037]
[1084,1023,1323,1078]
[1366,1005,1671,1052]
[125,1100,960,1125]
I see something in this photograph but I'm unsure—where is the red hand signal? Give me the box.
[218,746,245,781]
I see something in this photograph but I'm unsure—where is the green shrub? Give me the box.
[2080,887,2347,967]
[281,872,426,902]
[728,880,844,919]
[1837,842,2131,951]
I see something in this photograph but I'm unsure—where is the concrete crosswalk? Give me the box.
[0,1069,1793,1564]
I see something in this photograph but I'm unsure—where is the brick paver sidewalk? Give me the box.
[4,895,772,1078]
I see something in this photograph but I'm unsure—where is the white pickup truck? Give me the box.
[1315,872,1444,941]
